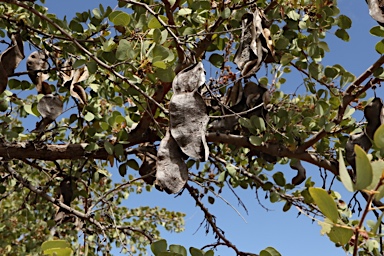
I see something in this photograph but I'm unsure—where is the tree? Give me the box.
[0,0,383,255]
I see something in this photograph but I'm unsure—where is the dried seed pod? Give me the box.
[33,94,63,133]
[364,97,384,139]
[234,8,274,78]
[26,51,49,85]
[0,33,24,94]
[170,91,209,161]
[345,132,372,171]
[172,62,205,93]
[290,159,306,185]
[225,80,243,107]
[366,0,384,26]
[155,130,188,194]
[69,66,89,105]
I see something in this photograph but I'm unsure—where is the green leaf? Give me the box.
[368,160,384,190]
[354,145,373,190]
[204,250,214,256]
[151,239,168,255]
[324,66,338,79]
[41,240,71,251]
[178,8,192,16]
[226,164,236,178]
[116,39,135,60]
[335,29,350,41]
[328,226,353,245]
[208,53,224,68]
[372,212,384,234]
[104,141,114,155]
[286,10,300,21]
[259,246,282,256]
[109,10,130,26]
[153,61,167,69]
[126,159,139,170]
[251,116,266,132]
[217,171,227,182]
[337,15,352,29]
[221,7,231,19]
[309,187,339,223]
[169,245,187,256]
[272,172,286,187]
[370,26,384,37]
[84,112,95,122]
[189,247,204,256]
[148,15,168,29]
[249,136,263,146]
[374,124,384,149]
[118,163,126,177]
[375,40,384,54]
[338,149,354,192]
[280,53,294,65]
[43,248,73,256]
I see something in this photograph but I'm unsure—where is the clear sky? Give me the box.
[35,0,384,255]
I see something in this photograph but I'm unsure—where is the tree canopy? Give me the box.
[0,0,384,255]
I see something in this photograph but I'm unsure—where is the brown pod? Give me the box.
[155,130,188,194]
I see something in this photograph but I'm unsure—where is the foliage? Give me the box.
[0,0,383,255]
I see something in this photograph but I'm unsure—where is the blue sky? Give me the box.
[29,0,384,255]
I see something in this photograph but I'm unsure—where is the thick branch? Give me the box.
[206,133,338,175]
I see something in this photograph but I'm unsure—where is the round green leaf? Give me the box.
[375,40,384,54]
[337,15,352,29]
[169,245,187,256]
[41,240,71,251]
[249,136,263,146]
[259,247,282,256]
[370,26,384,37]
[309,187,339,223]
[208,53,224,68]
[104,141,114,155]
[335,29,350,41]
[189,247,204,256]
[328,226,353,245]
[151,239,167,255]
[109,10,130,26]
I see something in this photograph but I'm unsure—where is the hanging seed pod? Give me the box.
[366,0,384,26]
[155,130,188,194]
[32,94,63,133]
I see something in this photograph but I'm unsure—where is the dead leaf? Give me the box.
[155,129,188,194]
[170,91,209,161]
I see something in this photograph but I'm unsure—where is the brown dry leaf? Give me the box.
[170,91,209,161]
[172,62,205,93]
[155,129,188,194]
[0,33,25,94]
